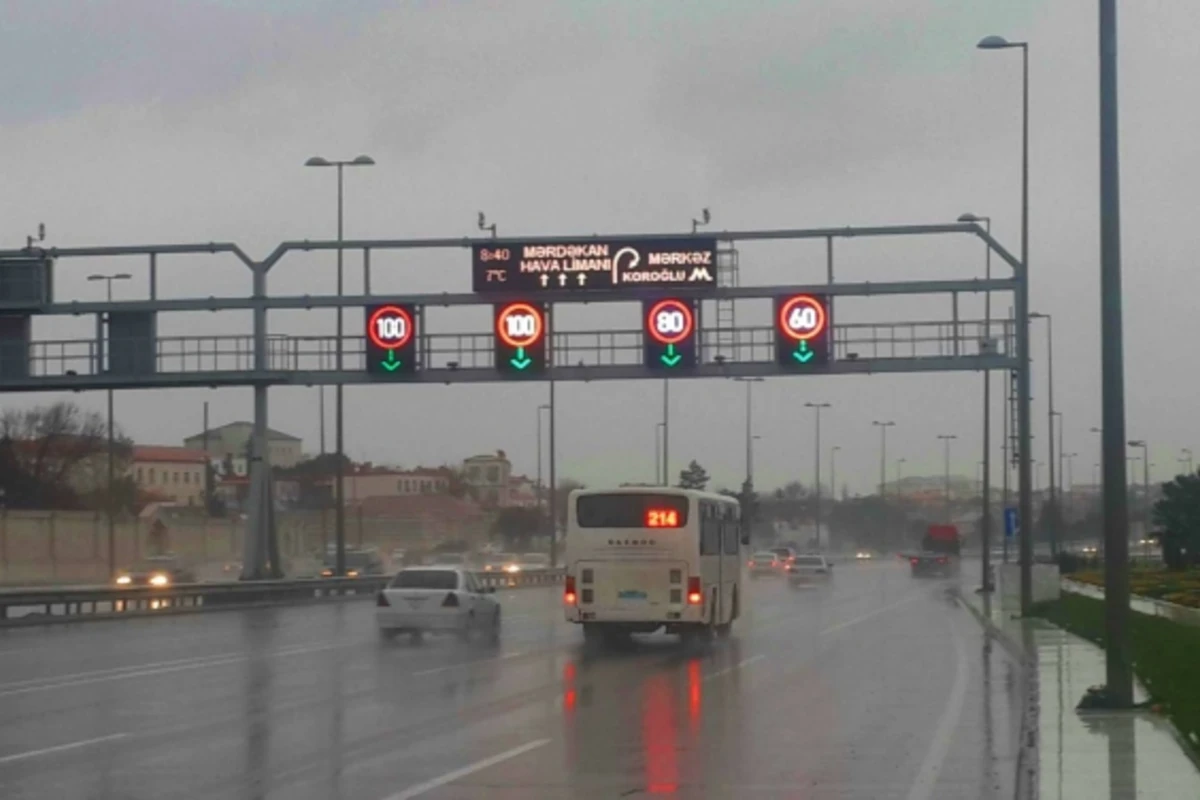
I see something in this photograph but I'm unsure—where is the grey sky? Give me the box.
[1,1,1195,494]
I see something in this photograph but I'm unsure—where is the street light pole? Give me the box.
[873,421,896,497]
[830,446,841,503]
[896,457,907,487]
[87,273,131,578]
[806,403,831,546]
[305,154,374,577]
[661,380,670,485]
[961,212,994,589]
[1097,0,1133,707]
[536,404,550,520]
[1182,447,1193,474]
[978,33,1033,614]
[938,434,957,522]
[733,378,764,487]
[1128,440,1149,537]
[1031,312,1058,556]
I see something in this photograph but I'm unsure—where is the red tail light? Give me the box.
[376,592,389,607]
[937,557,948,564]
[748,560,753,567]
[910,558,919,565]
[687,577,702,605]
[564,575,577,605]
[442,592,459,607]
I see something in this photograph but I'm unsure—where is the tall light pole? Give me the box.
[661,380,670,486]
[1128,440,1149,537]
[1031,312,1058,556]
[305,154,375,577]
[536,404,550,519]
[733,378,764,487]
[806,402,831,545]
[87,272,132,578]
[1095,0,1133,707]
[896,457,907,487]
[654,422,665,485]
[978,33,1033,614]
[1182,448,1194,474]
[830,445,841,503]
[1063,452,1078,525]
[938,434,957,522]
[873,421,896,497]
[960,212,994,589]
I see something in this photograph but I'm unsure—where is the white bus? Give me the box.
[563,487,747,644]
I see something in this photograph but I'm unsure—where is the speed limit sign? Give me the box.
[774,294,831,367]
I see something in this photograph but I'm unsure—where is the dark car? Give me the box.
[320,549,385,578]
[114,555,197,587]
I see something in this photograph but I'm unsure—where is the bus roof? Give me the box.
[568,486,740,504]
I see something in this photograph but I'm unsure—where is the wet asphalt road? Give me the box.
[0,561,1021,799]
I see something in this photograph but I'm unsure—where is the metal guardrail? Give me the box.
[0,569,564,626]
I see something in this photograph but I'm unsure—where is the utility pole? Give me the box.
[806,403,831,546]
[873,421,896,497]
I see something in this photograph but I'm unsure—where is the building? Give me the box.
[354,494,489,544]
[507,475,539,508]
[130,446,209,506]
[183,421,303,468]
[463,451,512,508]
[341,466,451,502]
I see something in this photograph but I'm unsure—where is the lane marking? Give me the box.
[703,654,766,681]
[819,594,919,636]
[382,738,551,800]
[0,733,128,765]
[0,642,349,698]
[411,652,526,677]
[905,619,969,800]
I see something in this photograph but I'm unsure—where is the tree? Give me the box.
[677,460,710,490]
[491,506,544,552]
[1152,472,1200,570]
[0,401,127,510]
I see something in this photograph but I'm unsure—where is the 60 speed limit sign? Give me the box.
[774,294,831,366]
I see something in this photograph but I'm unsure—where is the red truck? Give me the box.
[908,524,961,578]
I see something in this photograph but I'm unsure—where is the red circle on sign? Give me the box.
[646,299,695,346]
[777,295,828,342]
[496,302,544,349]
[367,305,415,350]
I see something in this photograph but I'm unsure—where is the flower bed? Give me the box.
[1070,569,1200,608]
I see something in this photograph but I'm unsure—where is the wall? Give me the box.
[0,508,492,586]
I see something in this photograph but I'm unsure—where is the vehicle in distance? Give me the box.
[319,548,385,578]
[563,487,747,645]
[748,551,783,578]
[854,549,874,560]
[518,553,552,570]
[909,525,961,578]
[376,567,500,643]
[769,546,798,565]
[114,555,197,587]
[787,554,833,586]
[483,552,520,573]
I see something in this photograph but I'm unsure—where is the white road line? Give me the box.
[411,652,526,677]
[0,642,348,698]
[0,733,128,765]
[819,594,919,636]
[382,738,551,800]
[905,619,969,800]
[703,654,766,681]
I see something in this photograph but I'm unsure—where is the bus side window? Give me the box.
[723,519,740,554]
[701,516,720,556]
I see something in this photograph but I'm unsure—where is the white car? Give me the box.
[376,567,501,643]
[787,554,833,586]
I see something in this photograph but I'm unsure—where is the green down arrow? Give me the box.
[793,341,815,363]
[510,346,532,370]
[381,349,402,371]
[660,343,682,367]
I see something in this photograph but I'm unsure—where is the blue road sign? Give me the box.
[1004,507,1019,539]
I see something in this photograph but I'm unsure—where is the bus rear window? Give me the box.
[575,493,690,528]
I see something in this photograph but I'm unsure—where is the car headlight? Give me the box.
[505,564,521,573]
[149,574,169,587]
[320,568,334,577]
[347,569,360,578]
[116,575,132,585]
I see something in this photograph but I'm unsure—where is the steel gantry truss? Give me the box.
[0,221,1032,589]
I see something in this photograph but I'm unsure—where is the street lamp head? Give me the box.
[86,274,105,281]
[1029,311,1047,319]
[977,34,1024,50]
[113,273,132,281]
[350,155,376,166]
[1128,440,1145,448]
[304,156,332,167]
[957,212,988,223]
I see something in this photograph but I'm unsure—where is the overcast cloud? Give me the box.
[0,0,1196,494]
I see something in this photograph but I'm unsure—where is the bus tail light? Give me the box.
[687,577,702,605]
[564,575,577,605]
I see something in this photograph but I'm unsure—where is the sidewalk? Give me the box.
[957,572,1200,798]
